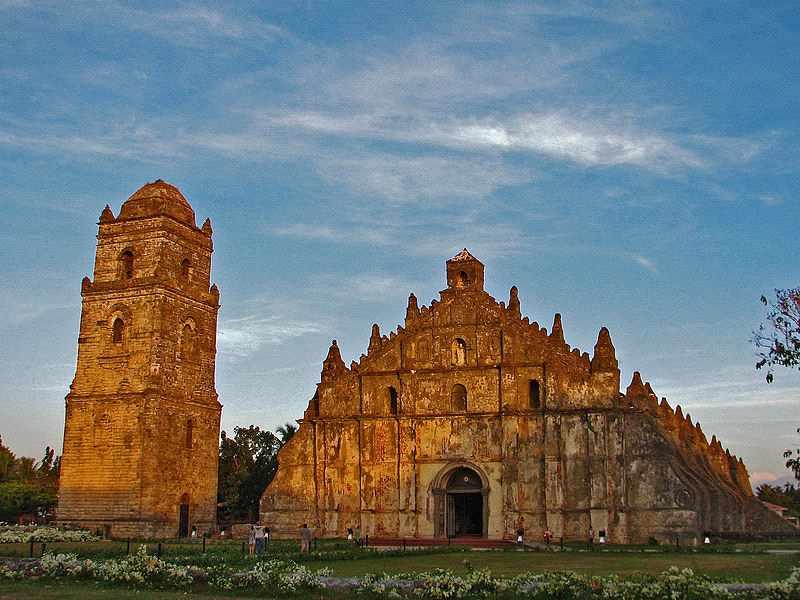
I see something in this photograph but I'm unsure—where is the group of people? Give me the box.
[246,524,270,558]
[345,525,362,545]
[245,523,317,556]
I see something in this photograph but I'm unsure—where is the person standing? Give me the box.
[247,525,256,559]
[300,523,313,553]
[255,524,266,555]
[588,527,595,550]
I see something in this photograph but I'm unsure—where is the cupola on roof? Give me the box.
[445,248,484,291]
[118,179,196,227]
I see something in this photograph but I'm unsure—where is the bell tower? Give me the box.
[57,180,222,538]
[446,248,485,291]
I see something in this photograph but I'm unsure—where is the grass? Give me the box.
[317,549,799,581]
[0,580,338,599]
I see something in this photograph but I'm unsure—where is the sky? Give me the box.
[0,1,798,485]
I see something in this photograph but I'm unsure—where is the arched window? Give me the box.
[452,338,467,366]
[389,387,398,415]
[180,259,191,280]
[456,271,470,288]
[112,318,125,344]
[529,380,541,409]
[120,250,134,280]
[451,384,467,412]
[186,419,193,449]
[180,324,194,359]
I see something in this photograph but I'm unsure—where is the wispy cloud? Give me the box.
[314,154,532,202]
[631,255,657,273]
[759,193,783,207]
[218,315,322,359]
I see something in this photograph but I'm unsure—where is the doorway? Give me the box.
[178,494,190,538]
[445,467,484,537]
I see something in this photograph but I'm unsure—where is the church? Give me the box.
[57,181,793,541]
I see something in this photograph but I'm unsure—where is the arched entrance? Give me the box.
[432,464,488,538]
[446,468,483,537]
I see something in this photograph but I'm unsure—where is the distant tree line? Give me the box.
[0,435,60,523]
[756,483,800,518]
[216,423,296,525]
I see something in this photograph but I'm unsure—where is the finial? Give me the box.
[202,218,213,235]
[209,283,220,304]
[81,276,92,294]
[626,371,647,401]
[406,293,419,325]
[550,313,564,343]
[99,204,115,224]
[368,323,381,354]
[675,404,683,420]
[591,327,618,372]
[507,286,521,318]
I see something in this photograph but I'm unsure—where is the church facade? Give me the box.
[57,181,222,538]
[260,249,792,542]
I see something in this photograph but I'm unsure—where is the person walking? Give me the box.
[300,523,313,553]
[247,525,256,559]
[588,527,595,550]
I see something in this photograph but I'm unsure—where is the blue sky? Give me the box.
[1,1,798,484]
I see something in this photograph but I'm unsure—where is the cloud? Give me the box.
[314,154,533,202]
[218,315,322,358]
[632,255,657,273]
[271,217,533,260]
[749,471,779,484]
[268,110,708,172]
[759,194,783,207]
[271,223,390,245]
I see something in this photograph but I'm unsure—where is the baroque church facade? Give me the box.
[58,181,792,540]
[260,250,793,542]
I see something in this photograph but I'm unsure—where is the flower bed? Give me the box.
[0,526,99,544]
[1,548,799,598]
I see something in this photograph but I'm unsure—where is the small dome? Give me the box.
[118,180,196,226]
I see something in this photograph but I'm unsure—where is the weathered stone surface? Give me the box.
[260,250,793,542]
[57,180,222,539]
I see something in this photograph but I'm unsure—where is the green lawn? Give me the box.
[315,549,799,582]
[0,581,332,600]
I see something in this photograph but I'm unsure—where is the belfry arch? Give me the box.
[430,462,489,538]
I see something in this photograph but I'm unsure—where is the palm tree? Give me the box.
[275,423,297,446]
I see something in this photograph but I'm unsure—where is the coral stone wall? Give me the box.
[261,250,794,542]
[58,181,222,538]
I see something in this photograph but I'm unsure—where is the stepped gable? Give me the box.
[261,250,795,543]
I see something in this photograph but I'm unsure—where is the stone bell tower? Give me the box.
[57,180,222,538]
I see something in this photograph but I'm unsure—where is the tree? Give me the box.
[275,422,297,446]
[0,436,15,482]
[217,426,281,523]
[754,288,800,483]
[753,287,800,383]
[0,482,55,522]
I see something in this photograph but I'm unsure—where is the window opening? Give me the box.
[112,318,124,344]
[120,250,134,280]
[529,380,541,409]
[451,384,467,412]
